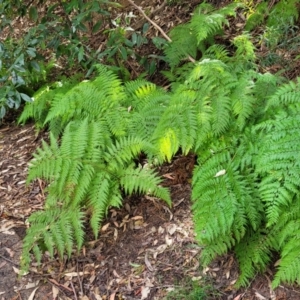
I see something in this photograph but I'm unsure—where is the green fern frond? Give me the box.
[42,65,126,134]
[267,77,300,108]
[164,24,198,68]
[235,230,272,287]
[124,79,156,98]
[267,199,300,287]
[187,59,235,136]
[18,80,77,127]
[192,150,250,244]
[129,93,170,140]
[21,206,83,271]
[152,89,198,161]
[233,34,256,63]
[191,13,226,44]
[192,2,239,43]
[23,109,171,268]
[164,3,240,68]
[267,0,299,27]
[272,236,300,288]
[256,113,300,226]
[200,235,236,266]
[204,44,230,62]
[120,166,171,205]
[26,134,61,183]
[93,64,126,103]
[104,136,146,169]
[231,73,256,128]
[88,174,111,237]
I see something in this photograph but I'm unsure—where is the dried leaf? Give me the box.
[214,169,226,177]
[165,235,173,246]
[167,224,177,235]
[28,287,39,300]
[158,226,164,234]
[24,280,40,290]
[141,287,151,300]
[109,292,116,300]
[113,270,120,278]
[52,285,59,299]
[114,228,118,240]
[12,266,28,276]
[101,223,110,232]
[64,271,89,277]
[233,294,244,300]
[145,253,154,272]
[131,216,143,220]
[226,270,230,279]
[254,292,267,300]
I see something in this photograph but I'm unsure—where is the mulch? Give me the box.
[2,0,300,299]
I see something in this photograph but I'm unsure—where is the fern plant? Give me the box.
[20,1,300,289]
[188,45,300,287]
[163,2,241,69]
[20,66,171,271]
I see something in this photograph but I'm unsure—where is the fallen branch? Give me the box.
[127,0,196,63]
[126,0,171,42]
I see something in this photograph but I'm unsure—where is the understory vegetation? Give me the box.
[2,0,300,291]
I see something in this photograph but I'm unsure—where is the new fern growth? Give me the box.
[164,2,240,68]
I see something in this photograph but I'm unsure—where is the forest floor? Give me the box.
[1,0,300,299]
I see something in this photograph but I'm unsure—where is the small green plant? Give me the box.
[163,2,241,69]
[164,280,215,300]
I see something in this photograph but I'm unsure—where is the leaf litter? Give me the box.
[2,0,300,299]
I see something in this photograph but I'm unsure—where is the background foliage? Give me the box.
[0,0,156,119]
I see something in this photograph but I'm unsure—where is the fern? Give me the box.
[18,77,79,129]
[235,230,273,287]
[244,1,269,31]
[21,66,175,270]
[270,201,300,287]
[256,112,300,227]
[267,0,299,28]
[22,116,170,271]
[191,70,300,287]
[164,2,240,68]
[20,0,300,288]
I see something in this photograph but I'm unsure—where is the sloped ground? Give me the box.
[2,0,300,299]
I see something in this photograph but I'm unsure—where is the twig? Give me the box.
[126,0,196,63]
[76,260,84,296]
[126,0,171,42]
[130,0,167,33]
[70,280,78,300]
[0,253,20,267]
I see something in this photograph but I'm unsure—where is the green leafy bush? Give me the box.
[0,0,154,119]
